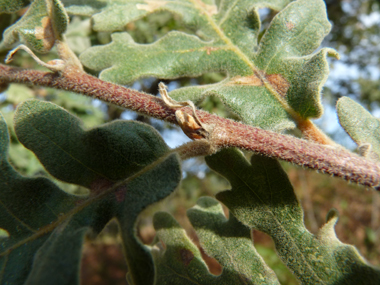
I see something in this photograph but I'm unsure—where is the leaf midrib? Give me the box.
[0,152,175,258]
[188,0,299,121]
[229,164,325,283]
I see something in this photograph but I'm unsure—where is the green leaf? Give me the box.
[49,0,69,36]
[79,0,337,131]
[14,99,169,189]
[0,111,88,284]
[152,211,216,285]
[63,0,217,33]
[79,31,250,84]
[65,17,91,54]
[152,197,280,284]
[3,101,182,285]
[206,148,380,284]
[23,221,90,285]
[187,197,280,284]
[0,0,68,52]
[60,0,105,17]
[0,0,30,14]
[337,96,380,161]
[4,83,35,104]
[118,153,182,285]
[170,79,295,131]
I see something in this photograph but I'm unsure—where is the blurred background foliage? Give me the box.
[0,0,379,284]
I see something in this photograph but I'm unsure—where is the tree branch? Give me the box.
[1,64,380,190]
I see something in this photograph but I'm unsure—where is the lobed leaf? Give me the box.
[62,0,216,34]
[206,148,380,284]
[152,197,280,284]
[152,211,214,285]
[0,0,68,52]
[337,97,380,161]
[187,197,280,284]
[2,100,181,284]
[117,152,182,285]
[79,31,250,86]
[79,0,337,132]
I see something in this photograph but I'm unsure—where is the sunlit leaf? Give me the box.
[187,197,280,284]
[0,0,30,14]
[79,0,337,131]
[206,148,380,284]
[0,0,68,52]
[152,197,280,284]
[337,96,380,161]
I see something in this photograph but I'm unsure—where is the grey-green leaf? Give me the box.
[118,153,182,285]
[0,111,90,285]
[0,0,30,14]
[169,80,295,131]
[152,211,216,285]
[24,221,89,285]
[79,31,249,84]
[14,99,169,189]
[0,0,68,52]
[206,148,380,284]
[63,0,215,34]
[254,0,338,119]
[152,197,280,284]
[14,100,182,285]
[337,96,380,161]
[49,0,69,36]
[79,0,335,132]
[187,197,280,284]
[5,100,182,285]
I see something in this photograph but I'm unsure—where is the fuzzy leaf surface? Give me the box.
[2,101,181,285]
[0,0,30,14]
[79,0,336,131]
[152,211,214,285]
[337,97,380,161]
[206,148,380,284]
[188,197,280,284]
[14,99,169,189]
[62,0,216,34]
[117,152,181,285]
[152,197,279,284]
[0,0,68,52]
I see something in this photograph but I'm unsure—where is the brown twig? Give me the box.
[1,64,380,190]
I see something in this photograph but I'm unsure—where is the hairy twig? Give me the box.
[1,64,380,189]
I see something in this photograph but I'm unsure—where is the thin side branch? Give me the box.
[1,64,380,190]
